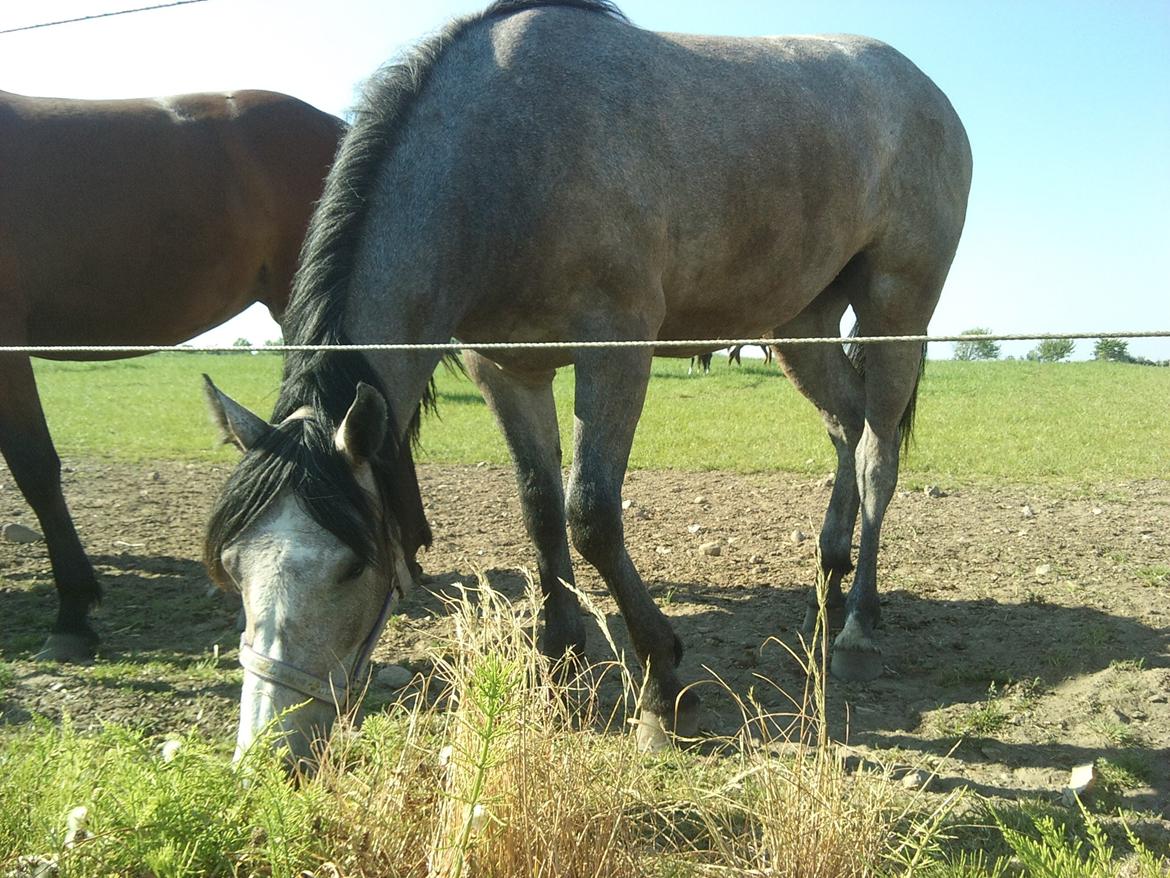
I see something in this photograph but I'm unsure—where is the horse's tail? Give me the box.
[846,322,926,454]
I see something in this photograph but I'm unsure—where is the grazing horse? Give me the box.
[728,344,773,366]
[688,352,712,374]
[204,0,971,761]
[0,89,345,662]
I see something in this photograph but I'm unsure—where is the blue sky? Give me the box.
[2,0,1167,359]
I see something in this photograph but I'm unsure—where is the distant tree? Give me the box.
[1027,338,1075,362]
[953,327,1000,361]
[1093,338,1132,363]
[232,338,252,348]
[264,337,284,347]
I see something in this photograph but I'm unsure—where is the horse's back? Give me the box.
[408,9,971,343]
[0,89,341,350]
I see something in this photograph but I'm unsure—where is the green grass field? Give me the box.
[7,354,1169,875]
[30,353,1170,485]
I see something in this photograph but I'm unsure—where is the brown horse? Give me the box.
[0,89,344,661]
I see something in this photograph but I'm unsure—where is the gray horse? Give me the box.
[204,0,971,761]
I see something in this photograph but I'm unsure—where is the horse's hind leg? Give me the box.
[772,280,865,637]
[463,351,585,663]
[0,355,101,661]
[831,267,938,682]
[567,344,699,751]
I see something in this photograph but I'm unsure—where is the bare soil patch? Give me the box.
[2,459,1167,828]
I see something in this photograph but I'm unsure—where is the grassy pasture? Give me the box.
[4,581,1166,878]
[4,353,1168,875]
[29,353,1170,485]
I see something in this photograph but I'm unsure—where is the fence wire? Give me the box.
[0,0,209,35]
[0,330,1167,356]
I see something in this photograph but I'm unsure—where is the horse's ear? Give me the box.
[335,382,388,465]
[202,374,270,452]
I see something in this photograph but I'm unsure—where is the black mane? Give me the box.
[204,0,628,581]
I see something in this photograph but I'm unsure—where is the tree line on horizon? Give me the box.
[952,328,1168,365]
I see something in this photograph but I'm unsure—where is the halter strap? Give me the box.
[238,575,403,709]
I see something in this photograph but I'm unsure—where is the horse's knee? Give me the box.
[518,474,566,548]
[566,483,623,566]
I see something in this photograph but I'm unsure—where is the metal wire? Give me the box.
[0,330,1167,355]
[0,0,209,35]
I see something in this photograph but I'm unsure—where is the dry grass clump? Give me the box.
[305,575,956,878]
[311,579,651,878]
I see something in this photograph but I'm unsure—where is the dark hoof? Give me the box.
[635,690,701,752]
[35,632,98,664]
[830,643,883,682]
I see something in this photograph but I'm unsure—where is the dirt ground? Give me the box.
[2,459,1168,831]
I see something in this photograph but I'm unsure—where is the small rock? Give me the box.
[924,485,945,499]
[901,769,930,790]
[700,541,722,557]
[5,854,57,877]
[749,554,764,565]
[694,495,707,505]
[980,743,1008,762]
[375,664,413,689]
[2,523,43,543]
[655,545,672,555]
[1091,506,1103,515]
[1021,505,1034,518]
[63,806,89,848]
[621,499,634,510]
[149,471,162,482]
[634,507,651,520]
[790,529,808,544]
[1034,564,1053,577]
[1106,707,1130,725]
[687,523,704,534]
[160,740,182,763]
[820,475,835,488]
[1062,762,1096,805]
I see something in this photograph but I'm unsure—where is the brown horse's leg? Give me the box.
[567,344,698,751]
[0,355,101,661]
[463,351,584,663]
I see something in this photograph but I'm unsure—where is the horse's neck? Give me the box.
[344,294,458,443]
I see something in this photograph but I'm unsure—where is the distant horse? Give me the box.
[728,344,773,366]
[688,352,712,374]
[0,89,346,662]
[204,0,971,761]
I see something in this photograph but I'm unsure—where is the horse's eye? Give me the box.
[344,559,368,581]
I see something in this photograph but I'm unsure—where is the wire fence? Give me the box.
[0,330,1167,356]
[0,0,209,35]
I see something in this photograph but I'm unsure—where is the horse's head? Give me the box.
[202,376,409,767]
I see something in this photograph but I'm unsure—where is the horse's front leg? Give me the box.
[0,354,102,661]
[566,344,700,751]
[463,351,584,664]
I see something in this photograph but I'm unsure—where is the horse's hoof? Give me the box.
[634,712,673,752]
[35,632,98,664]
[830,646,884,681]
[635,691,701,752]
